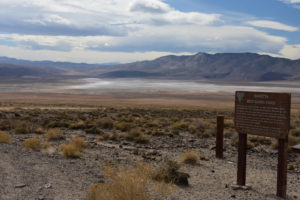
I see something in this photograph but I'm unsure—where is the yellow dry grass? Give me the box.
[0,131,11,143]
[89,163,171,200]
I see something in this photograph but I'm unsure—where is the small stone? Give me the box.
[15,184,26,188]
[44,183,52,189]
[225,184,228,188]
[211,170,215,173]
[231,184,252,190]
[38,195,45,200]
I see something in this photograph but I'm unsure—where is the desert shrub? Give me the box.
[188,119,208,134]
[249,136,272,145]
[288,135,300,147]
[125,128,141,141]
[151,130,164,136]
[231,136,255,149]
[247,141,255,149]
[0,131,11,143]
[34,126,44,134]
[143,121,159,128]
[14,123,30,134]
[94,118,114,129]
[97,136,105,141]
[270,135,300,150]
[72,137,88,150]
[171,121,189,134]
[180,150,199,165]
[85,127,104,135]
[115,122,134,132]
[288,164,295,170]
[120,115,134,123]
[46,121,70,128]
[291,129,300,137]
[0,119,13,130]
[124,129,150,144]
[69,121,86,129]
[60,143,81,158]
[88,163,170,200]
[153,158,183,184]
[23,137,42,150]
[45,128,65,141]
[224,119,234,129]
[60,137,87,158]
[201,128,216,138]
[134,134,150,144]
[224,129,237,139]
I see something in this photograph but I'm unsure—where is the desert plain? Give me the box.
[0,78,300,200]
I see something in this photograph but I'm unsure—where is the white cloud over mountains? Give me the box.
[0,0,299,62]
[247,20,299,32]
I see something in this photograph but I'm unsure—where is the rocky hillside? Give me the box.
[104,53,300,81]
[1,53,300,81]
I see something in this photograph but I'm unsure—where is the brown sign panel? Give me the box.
[235,91,290,138]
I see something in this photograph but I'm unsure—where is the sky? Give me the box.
[0,0,299,63]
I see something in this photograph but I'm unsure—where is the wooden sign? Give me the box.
[235,91,291,139]
[234,91,291,198]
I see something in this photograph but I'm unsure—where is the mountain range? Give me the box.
[1,53,300,82]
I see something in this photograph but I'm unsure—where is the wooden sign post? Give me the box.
[216,115,224,159]
[234,91,291,198]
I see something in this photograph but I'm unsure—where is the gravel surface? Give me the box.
[0,131,299,200]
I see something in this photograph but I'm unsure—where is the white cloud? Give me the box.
[0,24,286,56]
[0,0,220,36]
[280,44,300,59]
[0,44,193,63]
[130,0,171,13]
[282,0,300,3]
[0,0,297,62]
[87,25,286,54]
[247,20,298,32]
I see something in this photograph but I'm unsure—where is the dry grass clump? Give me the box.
[0,119,13,130]
[34,126,44,134]
[72,137,88,149]
[271,135,300,150]
[180,150,200,165]
[188,119,208,134]
[143,121,160,128]
[45,128,65,141]
[69,121,86,129]
[153,158,188,186]
[115,122,134,131]
[46,121,70,128]
[94,118,114,129]
[125,129,150,144]
[23,137,42,150]
[249,136,272,145]
[134,134,150,144]
[14,123,30,134]
[171,121,189,134]
[60,137,87,158]
[224,129,237,138]
[89,163,170,200]
[291,129,300,137]
[0,131,11,143]
[202,128,216,138]
[231,135,255,149]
